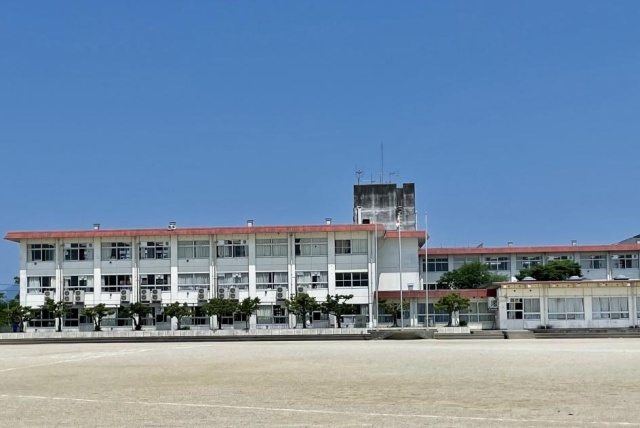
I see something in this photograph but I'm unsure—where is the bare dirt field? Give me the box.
[0,339,639,427]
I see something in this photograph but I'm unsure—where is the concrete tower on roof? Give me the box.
[353,183,416,231]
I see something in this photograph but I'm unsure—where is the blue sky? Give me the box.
[1,2,639,294]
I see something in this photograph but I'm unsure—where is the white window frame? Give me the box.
[295,238,328,256]
[101,242,132,260]
[548,297,584,320]
[255,239,288,257]
[178,273,210,291]
[592,297,629,319]
[256,272,288,290]
[64,243,93,261]
[216,240,248,258]
[139,241,170,260]
[27,243,55,262]
[335,272,369,287]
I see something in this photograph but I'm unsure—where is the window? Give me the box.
[140,242,170,260]
[506,298,540,320]
[548,298,584,320]
[256,305,288,325]
[335,272,369,287]
[296,271,328,289]
[459,301,494,323]
[426,258,449,272]
[101,242,132,260]
[611,254,638,269]
[453,257,478,269]
[140,274,171,291]
[547,255,573,262]
[178,240,210,259]
[216,240,248,258]
[523,298,541,320]
[29,309,55,328]
[217,272,249,290]
[256,272,288,290]
[64,243,93,261]
[580,254,606,270]
[27,243,55,262]
[295,238,328,256]
[178,273,210,291]
[27,276,55,294]
[516,256,541,270]
[335,239,367,255]
[101,275,132,293]
[592,297,629,319]
[64,275,94,292]
[486,256,510,271]
[256,238,288,257]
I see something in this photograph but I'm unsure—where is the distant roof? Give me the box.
[617,234,640,245]
[421,243,640,256]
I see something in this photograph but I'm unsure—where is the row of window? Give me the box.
[25,271,370,293]
[506,297,635,320]
[424,254,640,272]
[27,238,369,262]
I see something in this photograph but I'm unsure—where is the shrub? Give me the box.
[459,320,468,327]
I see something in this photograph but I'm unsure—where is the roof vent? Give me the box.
[568,275,582,281]
[614,274,630,280]
[247,220,254,227]
[93,223,100,230]
[325,217,332,225]
[167,222,177,231]
[521,276,536,281]
[507,241,513,247]
[571,240,577,246]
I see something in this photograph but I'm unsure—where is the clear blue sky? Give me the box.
[1,2,639,294]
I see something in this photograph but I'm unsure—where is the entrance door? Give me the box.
[506,298,525,330]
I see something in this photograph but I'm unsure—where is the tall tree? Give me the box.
[236,297,261,330]
[321,294,355,328]
[82,304,115,331]
[285,293,319,329]
[378,299,408,328]
[163,302,192,330]
[436,261,508,289]
[119,303,152,330]
[201,298,238,330]
[42,298,71,332]
[435,293,471,327]
[516,260,581,281]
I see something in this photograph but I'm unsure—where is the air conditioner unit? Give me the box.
[120,289,131,303]
[74,290,85,304]
[44,290,54,299]
[296,285,307,294]
[63,289,73,303]
[151,289,162,302]
[487,297,498,311]
[228,287,237,300]
[197,288,207,301]
[276,286,287,300]
[140,289,151,303]
[218,288,227,298]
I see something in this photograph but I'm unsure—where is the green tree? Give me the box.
[436,261,508,289]
[119,302,152,330]
[163,302,192,330]
[378,299,408,327]
[321,294,355,328]
[435,293,471,327]
[42,298,71,332]
[0,292,8,327]
[201,298,238,330]
[516,260,582,281]
[8,305,34,332]
[82,304,115,331]
[285,293,319,329]
[236,297,261,330]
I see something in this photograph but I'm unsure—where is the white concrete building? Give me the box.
[5,223,425,331]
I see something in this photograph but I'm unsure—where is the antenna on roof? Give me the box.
[355,169,364,185]
[380,142,384,184]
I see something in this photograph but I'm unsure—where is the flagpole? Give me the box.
[398,211,403,330]
[424,211,429,328]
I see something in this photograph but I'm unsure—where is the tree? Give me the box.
[8,305,34,332]
[42,298,71,332]
[516,260,581,281]
[163,302,192,330]
[119,302,152,330]
[436,261,509,289]
[236,297,261,330]
[321,294,355,328]
[378,299,408,327]
[82,304,115,331]
[201,298,238,330]
[285,293,319,329]
[435,293,471,327]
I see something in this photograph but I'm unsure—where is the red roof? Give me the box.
[420,244,640,256]
[4,224,378,242]
[376,289,496,299]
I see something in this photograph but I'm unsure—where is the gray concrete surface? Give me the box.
[0,340,639,427]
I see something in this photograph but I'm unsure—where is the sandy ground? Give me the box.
[0,339,639,427]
